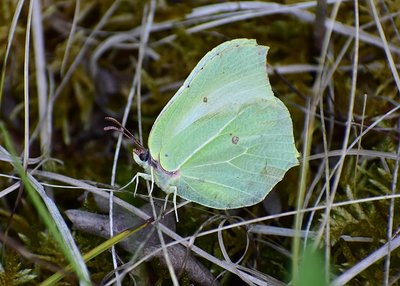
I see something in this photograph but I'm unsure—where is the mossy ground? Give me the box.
[0,1,399,285]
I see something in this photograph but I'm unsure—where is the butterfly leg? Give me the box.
[163,193,170,214]
[160,187,178,222]
[119,172,146,192]
[119,172,152,197]
[171,186,179,222]
[148,166,155,195]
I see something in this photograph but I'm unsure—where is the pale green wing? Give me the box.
[173,99,298,209]
[148,39,273,170]
[146,38,298,209]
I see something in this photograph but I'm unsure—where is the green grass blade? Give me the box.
[0,122,91,286]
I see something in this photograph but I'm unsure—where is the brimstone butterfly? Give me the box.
[120,39,298,216]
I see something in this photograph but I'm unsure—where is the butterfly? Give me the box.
[107,39,298,220]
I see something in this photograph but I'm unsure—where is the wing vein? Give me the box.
[175,108,243,169]
[181,175,259,199]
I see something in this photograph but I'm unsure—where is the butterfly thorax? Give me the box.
[133,149,180,195]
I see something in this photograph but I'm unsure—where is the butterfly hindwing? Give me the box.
[174,99,298,209]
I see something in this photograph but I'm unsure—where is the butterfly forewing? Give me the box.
[148,39,272,170]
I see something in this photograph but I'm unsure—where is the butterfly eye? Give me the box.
[138,149,149,162]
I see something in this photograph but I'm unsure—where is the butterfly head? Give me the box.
[133,147,150,169]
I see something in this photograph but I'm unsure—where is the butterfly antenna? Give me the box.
[104,117,142,148]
